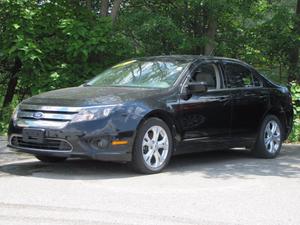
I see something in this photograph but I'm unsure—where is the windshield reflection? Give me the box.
[88,60,188,89]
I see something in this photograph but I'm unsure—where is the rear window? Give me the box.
[224,63,255,88]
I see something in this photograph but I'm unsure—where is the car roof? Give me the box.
[134,55,276,87]
[136,55,247,64]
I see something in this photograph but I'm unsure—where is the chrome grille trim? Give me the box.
[16,119,69,129]
[9,134,73,153]
[17,104,81,129]
[18,111,74,121]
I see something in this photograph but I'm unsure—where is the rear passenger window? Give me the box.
[224,63,254,88]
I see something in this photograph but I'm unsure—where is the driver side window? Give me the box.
[191,63,220,90]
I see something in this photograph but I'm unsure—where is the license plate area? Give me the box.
[22,128,45,143]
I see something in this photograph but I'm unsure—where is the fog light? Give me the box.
[97,138,109,148]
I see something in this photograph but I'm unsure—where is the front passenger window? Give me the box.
[191,64,218,90]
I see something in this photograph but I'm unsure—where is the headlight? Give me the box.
[71,106,116,123]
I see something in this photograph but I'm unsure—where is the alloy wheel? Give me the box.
[264,120,281,154]
[142,125,169,169]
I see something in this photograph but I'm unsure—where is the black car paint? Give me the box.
[7,56,294,161]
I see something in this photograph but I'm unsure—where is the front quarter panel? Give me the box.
[66,97,177,154]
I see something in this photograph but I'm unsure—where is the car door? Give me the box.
[178,61,231,146]
[222,61,269,142]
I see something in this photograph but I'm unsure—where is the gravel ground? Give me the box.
[0,137,300,225]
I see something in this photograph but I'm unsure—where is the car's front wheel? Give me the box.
[252,115,283,158]
[35,155,67,163]
[130,118,173,174]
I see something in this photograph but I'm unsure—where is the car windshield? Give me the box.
[87,60,188,89]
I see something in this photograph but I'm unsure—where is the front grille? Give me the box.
[16,104,81,129]
[10,135,72,152]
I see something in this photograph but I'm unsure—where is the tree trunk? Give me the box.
[86,0,92,10]
[204,15,217,56]
[288,0,300,82]
[111,0,122,22]
[100,0,109,16]
[2,57,22,108]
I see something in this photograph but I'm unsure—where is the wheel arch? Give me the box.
[135,109,181,150]
[263,106,288,140]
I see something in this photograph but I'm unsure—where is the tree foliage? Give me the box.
[0,0,300,140]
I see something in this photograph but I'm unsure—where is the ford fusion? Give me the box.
[8,56,293,174]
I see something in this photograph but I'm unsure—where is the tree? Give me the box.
[1,0,299,137]
[83,0,123,21]
[0,0,130,110]
[111,0,123,22]
[100,0,109,16]
[288,0,300,82]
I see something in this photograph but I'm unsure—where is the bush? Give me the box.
[288,82,300,143]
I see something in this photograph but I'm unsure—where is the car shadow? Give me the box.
[0,145,299,180]
[168,145,300,179]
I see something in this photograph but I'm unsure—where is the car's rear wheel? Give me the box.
[252,115,283,158]
[35,155,67,163]
[130,118,173,174]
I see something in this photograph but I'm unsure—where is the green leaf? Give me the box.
[13,24,20,29]
[50,72,60,81]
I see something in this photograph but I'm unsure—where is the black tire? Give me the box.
[252,115,284,158]
[35,155,67,163]
[130,117,173,174]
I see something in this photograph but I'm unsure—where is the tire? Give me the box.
[252,115,284,158]
[130,117,173,174]
[35,155,67,163]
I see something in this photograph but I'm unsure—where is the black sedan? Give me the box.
[7,55,294,173]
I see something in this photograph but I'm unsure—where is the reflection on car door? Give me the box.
[178,61,231,150]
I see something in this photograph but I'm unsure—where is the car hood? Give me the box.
[22,86,164,107]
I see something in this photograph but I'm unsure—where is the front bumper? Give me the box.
[7,103,147,162]
[8,125,134,162]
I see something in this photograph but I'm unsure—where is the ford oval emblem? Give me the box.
[33,112,44,119]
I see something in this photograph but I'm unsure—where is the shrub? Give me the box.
[288,82,300,142]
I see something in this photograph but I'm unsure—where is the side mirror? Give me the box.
[187,82,208,94]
